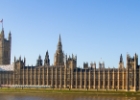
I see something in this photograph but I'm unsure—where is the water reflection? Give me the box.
[0,93,139,100]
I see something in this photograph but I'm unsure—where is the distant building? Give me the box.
[0,28,140,91]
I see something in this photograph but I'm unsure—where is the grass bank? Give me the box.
[0,88,140,97]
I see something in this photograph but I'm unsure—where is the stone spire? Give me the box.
[46,50,49,58]
[120,54,123,63]
[57,34,62,52]
[59,34,61,43]
[44,50,50,66]
[8,31,11,41]
[54,34,64,66]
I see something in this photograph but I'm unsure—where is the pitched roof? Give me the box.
[0,64,14,71]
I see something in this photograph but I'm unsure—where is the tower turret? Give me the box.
[8,31,11,41]
[66,54,77,68]
[1,28,4,39]
[119,54,124,69]
[0,28,11,65]
[83,62,88,69]
[120,54,123,63]
[24,57,26,65]
[44,50,50,66]
[36,55,42,66]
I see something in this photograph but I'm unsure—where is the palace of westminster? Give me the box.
[0,28,140,91]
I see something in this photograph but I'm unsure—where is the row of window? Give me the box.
[0,81,125,86]
[1,80,139,87]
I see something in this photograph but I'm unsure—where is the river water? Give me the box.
[0,93,139,100]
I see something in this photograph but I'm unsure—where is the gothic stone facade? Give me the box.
[0,30,140,91]
[0,28,11,65]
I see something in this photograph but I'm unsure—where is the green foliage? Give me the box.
[0,88,140,97]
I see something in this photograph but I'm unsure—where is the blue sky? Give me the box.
[0,0,140,68]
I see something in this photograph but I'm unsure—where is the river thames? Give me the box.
[0,93,139,100]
